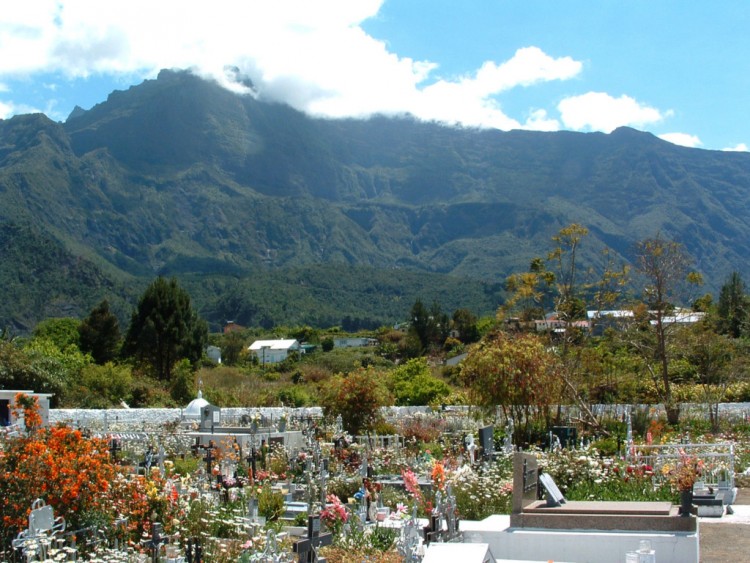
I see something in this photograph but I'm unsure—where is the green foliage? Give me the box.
[565,476,676,503]
[276,386,312,407]
[122,277,208,381]
[389,358,451,406]
[170,359,196,404]
[33,317,81,350]
[321,336,334,352]
[717,271,749,337]
[218,330,248,366]
[71,363,132,408]
[368,526,399,552]
[257,483,285,521]
[0,340,64,401]
[451,308,480,343]
[408,299,449,353]
[78,300,121,364]
[22,338,91,404]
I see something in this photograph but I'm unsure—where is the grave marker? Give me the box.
[292,514,332,563]
[479,425,494,460]
[539,473,566,507]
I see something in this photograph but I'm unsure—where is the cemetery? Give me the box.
[2,391,750,562]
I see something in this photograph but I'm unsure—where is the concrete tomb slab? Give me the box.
[511,452,696,532]
[422,542,495,563]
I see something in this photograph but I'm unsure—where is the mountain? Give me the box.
[2,68,750,332]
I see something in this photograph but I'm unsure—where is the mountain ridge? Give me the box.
[2,68,750,331]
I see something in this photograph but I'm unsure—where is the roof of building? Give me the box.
[248,339,300,351]
[183,390,210,420]
[587,310,635,319]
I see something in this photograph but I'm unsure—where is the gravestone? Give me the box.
[478,426,494,460]
[200,405,221,433]
[551,426,577,450]
[539,473,566,507]
[292,514,332,563]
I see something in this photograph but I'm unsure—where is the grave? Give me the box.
[456,452,699,563]
[691,482,726,517]
[511,452,696,532]
[422,542,495,563]
[11,498,66,561]
[292,514,332,563]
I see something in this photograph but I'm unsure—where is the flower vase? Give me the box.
[679,490,693,516]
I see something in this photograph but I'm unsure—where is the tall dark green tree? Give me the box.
[452,308,480,343]
[409,298,430,352]
[122,277,207,381]
[717,271,749,338]
[78,300,121,364]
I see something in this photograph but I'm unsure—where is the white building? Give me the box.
[0,390,53,428]
[248,339,303,364]
[206,345,222,364]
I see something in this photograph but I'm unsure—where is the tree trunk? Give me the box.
[666,404,680,425]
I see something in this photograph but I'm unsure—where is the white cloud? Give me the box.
[658,132,703,148]
[522,109,560,132]
[0,1,585,131]
[0,101,12,119]
[722,143,748,152]
[558,92,669,133]
[0,99,41,119]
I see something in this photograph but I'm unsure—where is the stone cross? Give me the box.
[443,485,460,540]
[424,509,443,545]
[399,505,422,562]
[335,414,343,434]
[185,537,203,563]
[203,441,216,476]
[292,514,332,563]
[504,418,514,453]
[142,522,168,563]
[144,446,155,472]
[247,446,257,479]
[465,434,477,464]
[625,408,634,460]
[257,529,283,562]
[109,436,122,462]
[157,445,166,476]
[318,457,329,510]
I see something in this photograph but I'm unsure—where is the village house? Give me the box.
[0,390,53,428]
[248,339,303,364]
[332,336,378,348]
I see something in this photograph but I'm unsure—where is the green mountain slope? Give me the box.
[2,68,750,331]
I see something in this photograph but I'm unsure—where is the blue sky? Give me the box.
[1,0,748,151]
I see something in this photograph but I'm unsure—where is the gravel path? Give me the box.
[699,489,750,563]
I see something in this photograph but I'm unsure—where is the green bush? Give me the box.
[590,437,619,456]
[258,484,285,521]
